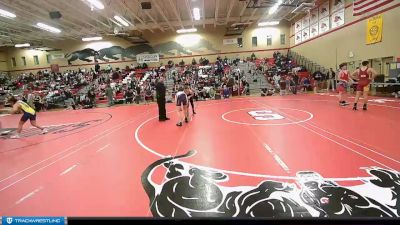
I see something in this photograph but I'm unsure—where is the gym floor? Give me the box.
[0,94,399,218]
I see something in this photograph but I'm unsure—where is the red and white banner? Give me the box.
[331,9,345,29]
[295,20,302,33]
[353,0,394,16]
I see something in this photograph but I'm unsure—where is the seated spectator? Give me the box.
[312,70,325,93]
[125,89,134,104]
[279,77,287,96]
[82,96,93,109]
[222,85,230,99]
[302,77,311,92]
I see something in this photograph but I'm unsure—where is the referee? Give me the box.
[156,76,170,121]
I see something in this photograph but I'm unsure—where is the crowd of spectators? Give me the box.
[3,51,368,112]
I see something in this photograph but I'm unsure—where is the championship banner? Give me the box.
[302,27,310,41]
[302,15,310,28]
[319,17,330,34]
[319,1,330,18]
[310,23,319,38]
[295,31,302,44]
[331,9,345,29]
[309,8,319,25]
[136,53,159,63]
[366,14,383,45]
[295,20,302,33]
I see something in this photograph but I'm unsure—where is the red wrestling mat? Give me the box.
[0,94,399,218]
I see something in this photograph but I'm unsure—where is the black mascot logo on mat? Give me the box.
[141,151,400,218]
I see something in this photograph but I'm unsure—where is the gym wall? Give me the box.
[289,0,400,71]
[4,24,290,75]
[0,52,7,72]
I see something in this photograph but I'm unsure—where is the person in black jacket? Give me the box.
[155,76,170,121]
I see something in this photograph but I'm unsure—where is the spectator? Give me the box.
[64,89,76,110]
[312,70,324,93]
[125,88,134,104]
[326,68,336,92]
[105,84,114,107]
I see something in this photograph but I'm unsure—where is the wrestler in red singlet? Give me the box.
[337,63,349,106]
[351,61,377,111]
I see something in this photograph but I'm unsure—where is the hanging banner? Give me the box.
[302,27,310,41]
[50,64,59,73]
[366,14,383,45]
[223,38,238,45]
[319,1,330,18]
[52,53,65,60]
[310,23,319,38]
[137,53,159,63]
[332,0,345,12]
[302,15,310,28]
[295,20,302,33]
[295,31,302,44]
[331,9,345,29]
[310,8,319,25]
[319,17,330,34]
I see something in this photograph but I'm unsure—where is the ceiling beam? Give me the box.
[214,0,220,28]
[119,0,155,33]
[0,0,76,40]
[226,0,235,25]
[239,2,248,17]
[167,0,184,29]
[15,0,92,38]
[202,0,205,29]
[137,0,164,32]
[130,15,262,30]
[152,0,175,31]
[245,8,258,23]
[59,0,111,30]
[144,11,165,32]
[0,22,57,42]
[256,0,287,24]
[184,0,194,27]
[38,0,100,35]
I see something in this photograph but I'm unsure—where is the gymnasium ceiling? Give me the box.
[0,0,316,46]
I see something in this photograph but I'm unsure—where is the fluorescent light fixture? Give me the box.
[114,15,129,27]
[15,43,30,48]
[0,8,16,18]
[82,36,103,41]
[258,21,280,26]
[193,8,200,21]
[85,0,104,10]
[269,0,283,15]
[36,23,61,33]
[110,18,122,27]
[176,28,197,34]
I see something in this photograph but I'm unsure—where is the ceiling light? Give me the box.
[36,23,62,33]
[15,43,30,48]
[82,36,103,41]
[269,0,283,15]
[258,21,280,26]
[177,28,197,34]
[110,18,122,27]
[85,0,104,10]
[114,15,129,27]
[193,8,200,21]
[0,8,16,18]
